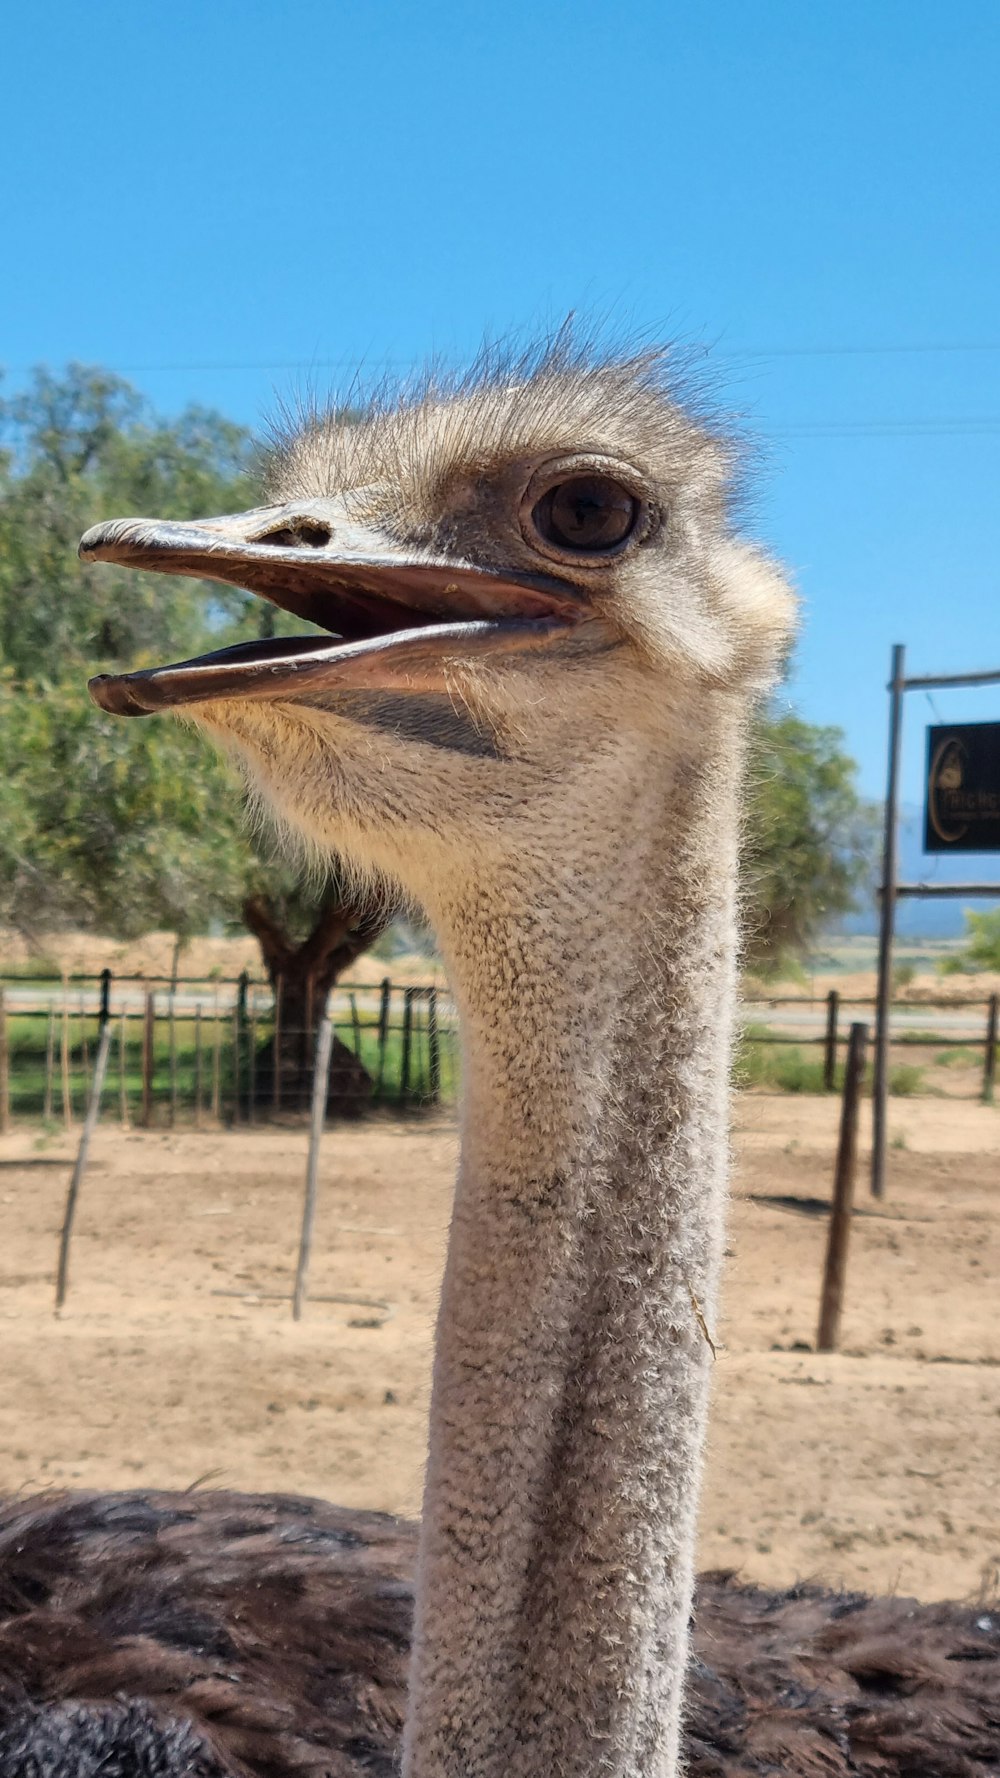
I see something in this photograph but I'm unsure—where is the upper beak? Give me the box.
[79,503,586,716]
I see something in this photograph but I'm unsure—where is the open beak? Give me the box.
[80,503,586,717]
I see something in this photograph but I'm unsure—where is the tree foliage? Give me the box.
[744,713,875,971]
[941,908,1000,974]
[0,366,263,940]
[0,364,258,679]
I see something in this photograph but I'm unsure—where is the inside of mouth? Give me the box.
[129,607,499,684]
[263,581,445,645]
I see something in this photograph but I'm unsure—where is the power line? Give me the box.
[5,342,1000,377]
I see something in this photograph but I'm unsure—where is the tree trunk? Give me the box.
[243,890,392,1116]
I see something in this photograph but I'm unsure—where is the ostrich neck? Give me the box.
[404,710,746,1778]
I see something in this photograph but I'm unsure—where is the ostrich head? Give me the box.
[81,345,794,919]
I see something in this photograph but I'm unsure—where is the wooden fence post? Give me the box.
[375,977,391,1097]
[984,994,998,1104]
[0,989,9,1134]
[401,988,415,1101]
[293,1003,335,1320]
[428,987,440,1103]
[141,990,155,1129]
[817,1020,869,1353]
[823,989,840,1092]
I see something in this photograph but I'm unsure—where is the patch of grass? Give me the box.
[770,1052,830,1093]
[888,1063,924,1097]
[934,1046,980,1067]
[736,1033,833,1094]
[2,1005,460,1122]
[737,1025,927,1098]
[0,953,63,981]
[741,1019,783,1044]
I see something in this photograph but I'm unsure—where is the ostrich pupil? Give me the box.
[543,476,637,551]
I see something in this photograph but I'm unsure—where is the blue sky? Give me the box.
[3,0,998,811]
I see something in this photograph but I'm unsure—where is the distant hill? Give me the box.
[842,804,1000,938]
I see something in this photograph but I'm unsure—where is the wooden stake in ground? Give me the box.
[984,993,998,1105]
[375,976,391,1098]
[817,1020,869,1353]
[823,989,840,1092]
[293,1003,335,1321]
[55,1015,114,1311]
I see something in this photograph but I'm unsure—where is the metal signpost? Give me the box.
[872,645,1000,1199]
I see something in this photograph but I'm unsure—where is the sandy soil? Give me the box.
[1,1093,997,1605]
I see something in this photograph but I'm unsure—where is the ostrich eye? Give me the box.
[532,475,638,553]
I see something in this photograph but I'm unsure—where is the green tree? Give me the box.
[744,713,875,970]
[941,908,1000,973]
[0,365,258,678]
[0,672,247,941]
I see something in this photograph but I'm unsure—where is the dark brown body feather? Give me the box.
[0,1491,996,1777]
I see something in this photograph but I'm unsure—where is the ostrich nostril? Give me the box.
[257,522,332,550]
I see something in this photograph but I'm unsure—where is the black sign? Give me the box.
[925,723,1000,853]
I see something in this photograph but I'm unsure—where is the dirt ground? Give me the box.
[1,1092,997,1605]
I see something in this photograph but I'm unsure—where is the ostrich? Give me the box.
[1,343,996,1778]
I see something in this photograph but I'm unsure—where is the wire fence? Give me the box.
[0,970,459,1128]
[0,974,995,1128]
[740,986,997,1101]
